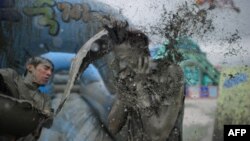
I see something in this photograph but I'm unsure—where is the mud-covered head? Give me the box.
[25,56,54,85]
[111,29,150,70]
[103,19,149,55]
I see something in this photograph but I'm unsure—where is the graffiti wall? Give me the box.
[0,0,125,72]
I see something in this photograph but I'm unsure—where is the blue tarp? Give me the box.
[39,52,102,94]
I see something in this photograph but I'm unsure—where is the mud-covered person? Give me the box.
[107,30,185,141]
[0,57,54,141]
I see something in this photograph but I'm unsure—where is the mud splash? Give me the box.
[55,29,108,115]
[148,1,242,64]
[149,2,215,63]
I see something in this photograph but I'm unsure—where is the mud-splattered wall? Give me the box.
[0,0,126,73]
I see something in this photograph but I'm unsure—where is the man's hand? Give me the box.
[108,99,128,135]
[104,20,128,44]
[133,56,155,75]
[42,109,53,118]
[41,109,54,128]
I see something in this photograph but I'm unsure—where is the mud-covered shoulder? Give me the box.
[0,68,19,79]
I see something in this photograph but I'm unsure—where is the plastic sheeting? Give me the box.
[38,52,114,141]
[39,94,113,141]
[40,52,103,94]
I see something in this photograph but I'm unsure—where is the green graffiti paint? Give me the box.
[23,7,54,18]
[33,0,55,7]
[38,16,59,35]
[22,0,112,36]
[23,0,59,35]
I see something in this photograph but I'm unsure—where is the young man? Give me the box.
[0,56,54,140]
[107,31,185,141]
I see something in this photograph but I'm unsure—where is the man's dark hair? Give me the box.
[105,21,150,56]
[127,30,150,54]
[24,56,54,76]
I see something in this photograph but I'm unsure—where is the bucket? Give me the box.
[0,94,46,137]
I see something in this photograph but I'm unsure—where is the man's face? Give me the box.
[28,62,53,85]
[114,43,139,69]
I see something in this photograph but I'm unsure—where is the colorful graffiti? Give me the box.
[57,2,111,26]
[22,0,112,36]
[0,0,22,22]
[23,0,59,35]
[33,0,55,7]
[0,0,123,68]
[58,2,91,22]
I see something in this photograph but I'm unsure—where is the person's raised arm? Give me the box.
[108,98,128,134]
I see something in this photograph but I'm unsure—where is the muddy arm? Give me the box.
[108,98,128,135]
[78,22,129,78]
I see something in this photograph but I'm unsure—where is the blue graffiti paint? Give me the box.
[0,0,22,22]
[223,73,248,88]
